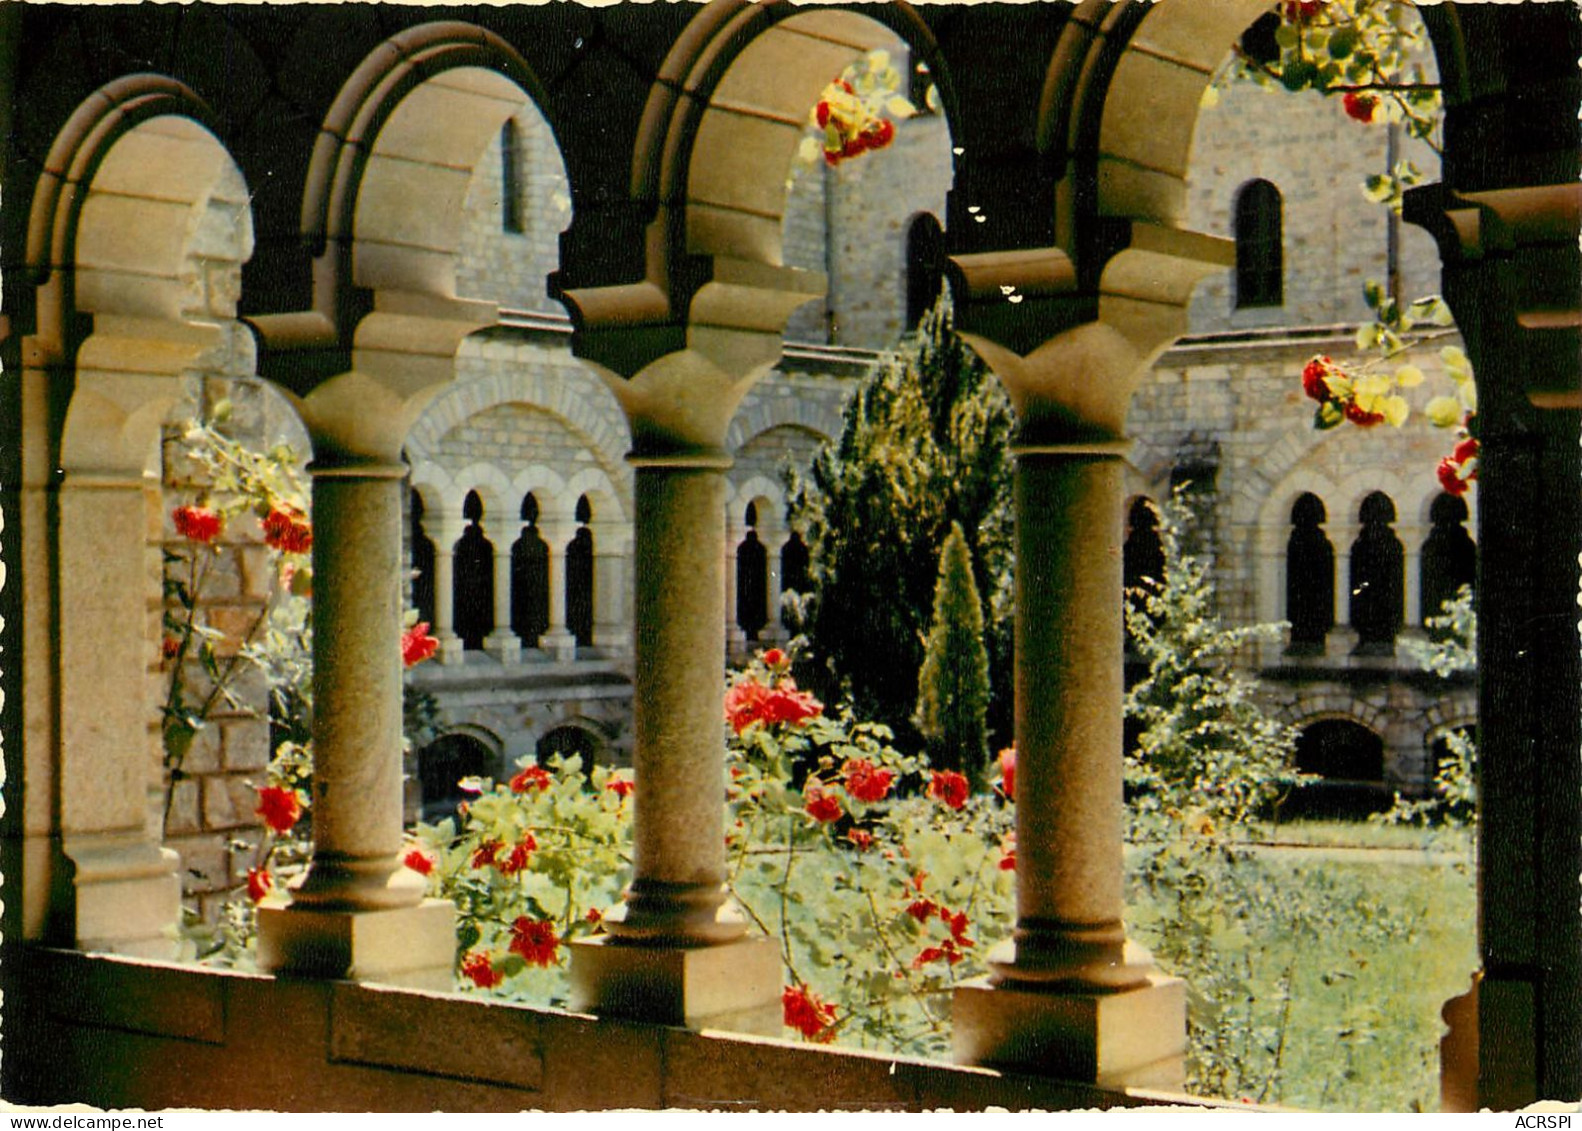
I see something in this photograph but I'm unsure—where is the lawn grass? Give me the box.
[1126,825,1478,1112]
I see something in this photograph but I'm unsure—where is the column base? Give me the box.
[541,629,578,664]
[952,973,1186,1091]
[256,897,456,991]
[438,634,466,665]
[569,935,782,1034]
[485,630,522,665]
[64,834,182,958]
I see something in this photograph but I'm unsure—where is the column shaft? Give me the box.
[604,455,742,944]
[991,449,1144,988]
[290,463,422,910]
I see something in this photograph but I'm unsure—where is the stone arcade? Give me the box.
[1,0,1576,1112]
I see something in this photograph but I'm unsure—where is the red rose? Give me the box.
[804,781,843,824]
[606,774,635,800]
[906,898,937,923]
[261,507,313,554]
[946,909,973,945]
[1452,436,1479,466]
[997,746,1016,802]
[927,770,970,811]
[762,648,787,668]
[998,831,1017,872]
[498,835,538,876]
[865,118,895,150]
[763,682,822,727]
[508,916,560,967]
[401,622,439,668]
[470,839,502,870]
[782,983,837,1041]
[460,950,504,989]
[161,636,181,659]
[725,675,822,732]
[815,101,831,128]
[255,785,303,834]
[911,943,964,969]
[845,829,875,852]
[1342,92,1378,124]
[586,906,603,926]
[246,867,273,903]
[1301,356,1334,403]
[173,505,222,544]
[509,764,553,794]
[841,758,895,803]
[402,846,435,876]
[1437,457,1470,496]
[1343,401,1385,427]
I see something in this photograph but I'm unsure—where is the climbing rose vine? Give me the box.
[797,50,915,170]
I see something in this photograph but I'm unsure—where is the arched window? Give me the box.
[1234,179,1283,309]
[418,733,496,823]
[537,722,605,770]
[1123,497,1164,595]
[1421,492,1476,623]
[905,213,945,330]
[736,502,769,640]
[780,532,811,631]
[1123,497,1163,649]
[409,488,436,630]
[512,492,549,647]
[566,495,595,647]
[1350,491,1404,654]
[500,119,523,235]
[453,490,494,651]
[1286,493,1335,654]
[1284,718,1391,820]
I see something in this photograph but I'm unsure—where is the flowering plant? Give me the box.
[796,51,915,169]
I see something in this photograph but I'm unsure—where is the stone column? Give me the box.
[1330,521,1360,655]
[57,469,183,956]
[723,516,748,658]
[954,441,1184,1088]
[484,533,521,665]
[256,458,454,989]
[592,525,631,658]
[569,450,779,1032]
[763,530,790,645]
[540,524,578,662]
[424,509,464,665]
[1399,521,1425,628]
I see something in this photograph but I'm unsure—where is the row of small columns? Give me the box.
[255,301,1189,1087]
[422,511,629,665]
[724,516,793,654]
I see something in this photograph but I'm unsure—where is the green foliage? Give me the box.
[914,522,991,784]
[788,299,1015,746]
[1124,492,1305,832]
[1381,586,1477,830]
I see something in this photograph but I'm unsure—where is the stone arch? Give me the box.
[23,87,262,955]
[728,411,838,455]
[417,727,506,822]
[636,1,954,283]
[409,366,630,503]
[535,716,614,770]
[449,463,515,535]
[298,23,554,331]
[1284,715,1392,820]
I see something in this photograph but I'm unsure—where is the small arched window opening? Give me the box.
[1286,493,1335,655]
[1350,491,1404,655]
[736,501,769,640]
[1234,179,1283,309]
[512,492,549,647]
[453,490,495,652]
[537,723,605,771]
[418,733,496,823]
[905,214,945,331]
[1284,718,1391,820]
[501,119,524,235]
[1421,492,1476,624]
[409,488,436,629]
[566,495,595,647]
[780,532,811,631]
[1123,498,1164,649]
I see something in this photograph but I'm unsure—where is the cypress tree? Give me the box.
[914,522,991,782]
